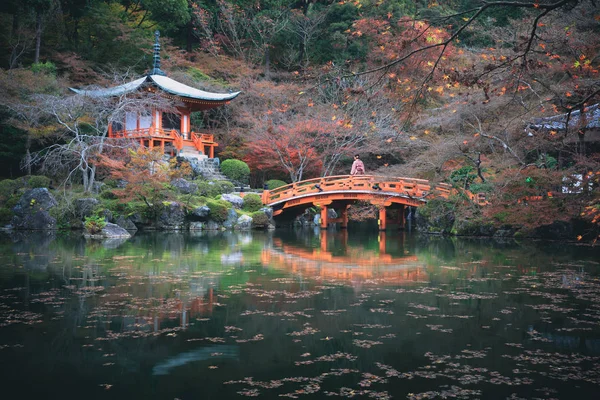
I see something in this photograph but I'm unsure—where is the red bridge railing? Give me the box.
[262,175,454,206]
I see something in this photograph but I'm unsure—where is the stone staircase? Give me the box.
[176,147,226,180]
[196,158,228,181]
[178,147,250,190]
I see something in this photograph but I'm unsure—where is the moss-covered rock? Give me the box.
[415,199,455,234]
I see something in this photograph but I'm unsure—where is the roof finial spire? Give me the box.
[151,30,166,76]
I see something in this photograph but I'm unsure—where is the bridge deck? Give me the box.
[262,175,453,207]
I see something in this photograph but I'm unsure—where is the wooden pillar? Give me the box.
[261,189,270,205]
[320,206,328,229]
[399,205,405,230]
[340,204,349,229]
[209,146,215,158]
[161,140,165,152]
[155,110,162,131]
[378,231,387,253]
[139,139,144,147]
[181,112,189,139]
[149,139,154,149]
[378,207,387,231]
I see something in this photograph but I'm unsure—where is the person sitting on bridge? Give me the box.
[351,154,365,175]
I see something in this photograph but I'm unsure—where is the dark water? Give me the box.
[0,228,599,399]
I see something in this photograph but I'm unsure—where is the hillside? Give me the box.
[0,0,598,237]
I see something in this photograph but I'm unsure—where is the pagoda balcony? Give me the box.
[108,127,217,158]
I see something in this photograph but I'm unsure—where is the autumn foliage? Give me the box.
[97,147,171,209]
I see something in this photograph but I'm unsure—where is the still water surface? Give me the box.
[0,228,599,399]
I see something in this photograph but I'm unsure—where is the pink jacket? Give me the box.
[351,159,365,175]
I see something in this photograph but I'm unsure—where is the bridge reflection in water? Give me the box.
[262,231,427,289]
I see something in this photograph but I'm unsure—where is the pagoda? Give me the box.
[70,31,240,158]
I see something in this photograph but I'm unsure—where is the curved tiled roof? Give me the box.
[70,75,240,102]
[530,103,600,130]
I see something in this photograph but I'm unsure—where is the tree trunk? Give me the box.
[264,44,271,80]
[82,165,97,193]
[9,14,20,69]
[25,136,32,176]
[186,20,193,53]
[82,166,88,192]
[34,11,42,64]
[88,165,96,193]
[476,153,485,182]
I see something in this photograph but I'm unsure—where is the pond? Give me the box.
[0,228,599,399]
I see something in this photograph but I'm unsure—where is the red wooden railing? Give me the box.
[262,175,452,205]
[262,175,487,206]
[109,128,215,153]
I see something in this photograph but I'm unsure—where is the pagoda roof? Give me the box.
[530,103,600,131]
[70,74,240,103]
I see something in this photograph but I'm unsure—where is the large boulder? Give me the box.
[190,205,211,221]
[114,215,138,232]
[223,208,239,229]
[259,207,276,228]
[260,207,273,220]
[189,221,205,231]
[11,210,56,231]
[171,178,198,195]
[12,188,58,230]
[157,202,186,230]
[13,188,57,216]
[205,220,222,230]
[235,214,253,230]
[221,193,244,209]
[84,222,132,239]
[75,198,100,219]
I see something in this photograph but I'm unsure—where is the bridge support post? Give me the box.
[378,207,387,231]
[320,206,328,229]
[399,205,405,230]
[340,205,349,229]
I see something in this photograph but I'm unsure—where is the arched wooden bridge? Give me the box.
[261,175,485,230]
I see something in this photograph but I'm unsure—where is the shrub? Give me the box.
[0,180,19,203]
[265,179,287,190]
[28,175,52,189]
[469,182,494,194]
[220,159,250,183]
[449,166,476,187]
[103,179,119,189]
[206,199,231,222]
[84,215,107,234]
[0,207,13,224]
[31,61,57,76]
[215,180,235,194]
[100,189,118,200]
[196,181,221,197]
[251,211,270,228]
[242,193,263,212]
